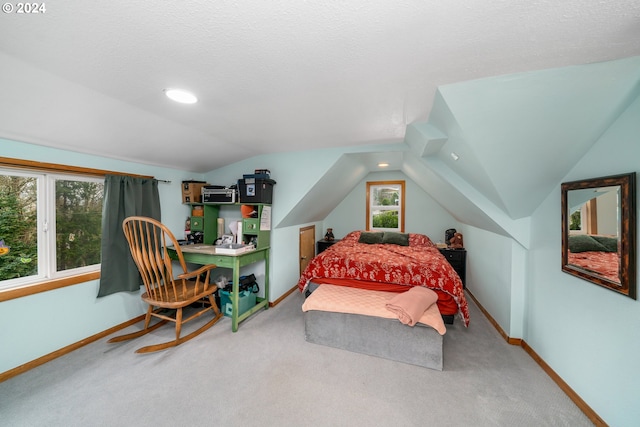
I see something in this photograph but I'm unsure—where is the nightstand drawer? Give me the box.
[438,248,467,288]
[440,250,464,262]
[444,258,464,269]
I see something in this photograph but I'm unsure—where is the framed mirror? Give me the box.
[561,172,636,299]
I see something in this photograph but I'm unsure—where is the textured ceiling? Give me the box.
[1,1,639,173]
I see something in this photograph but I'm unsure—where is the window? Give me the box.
[366,180,405,232]
[0,168,103,290]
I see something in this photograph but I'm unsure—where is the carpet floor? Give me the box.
[0,291,594,426]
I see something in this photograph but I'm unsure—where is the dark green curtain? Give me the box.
[97,175,161,297]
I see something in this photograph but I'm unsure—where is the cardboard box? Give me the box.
[181,181,207,203]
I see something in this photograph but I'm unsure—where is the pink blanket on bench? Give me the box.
[302,284,446,335]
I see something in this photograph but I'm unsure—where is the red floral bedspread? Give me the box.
[568,250,620,283]
[297,231,470,326]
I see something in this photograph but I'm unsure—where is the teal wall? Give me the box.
[324,170,459,241]
[459,225,515,332]
[525,94,640,426]
[0,138,205,373]
[202,147,340,300]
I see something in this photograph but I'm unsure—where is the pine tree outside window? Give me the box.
[0,168,103,290]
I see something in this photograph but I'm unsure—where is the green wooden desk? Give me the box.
[168,246,269,332]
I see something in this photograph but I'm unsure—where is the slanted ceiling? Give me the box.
[1,2,640,241]
[429,57,640,220]
[283,57,640,247]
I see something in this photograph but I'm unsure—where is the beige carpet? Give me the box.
[0,291,594,426]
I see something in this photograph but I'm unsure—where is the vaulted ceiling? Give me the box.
[1,1,638,172]
[2,1,640,242]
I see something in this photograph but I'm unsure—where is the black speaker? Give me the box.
[445,228,457,244]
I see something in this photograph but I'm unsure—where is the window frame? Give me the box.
[0,169,105,290]
[0,156,152,302]
[366,180,405,232]
[49,172,106,276]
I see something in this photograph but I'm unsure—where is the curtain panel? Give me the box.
[98,175,161,297]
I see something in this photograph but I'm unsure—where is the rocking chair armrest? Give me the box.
[178,263,218,280]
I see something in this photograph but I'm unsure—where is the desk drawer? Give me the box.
[208,255,234,266]
[180,249,268,269]
[190,216,204,232]
[242,218,259,232]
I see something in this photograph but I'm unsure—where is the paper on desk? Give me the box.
[260,206,271,231]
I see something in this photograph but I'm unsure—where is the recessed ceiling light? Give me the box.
[450,152,459,161]
[164,88,198,104]
[378,162,389,167]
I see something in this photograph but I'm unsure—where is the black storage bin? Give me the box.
[238,178,276,204]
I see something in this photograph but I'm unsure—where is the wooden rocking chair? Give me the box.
[108,216,223,353]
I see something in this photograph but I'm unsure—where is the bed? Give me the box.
[567,234,620,282]
[297,230,470,327]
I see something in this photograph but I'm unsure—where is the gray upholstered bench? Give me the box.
[302,284,445,370]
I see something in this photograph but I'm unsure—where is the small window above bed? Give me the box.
[366,180,405,233]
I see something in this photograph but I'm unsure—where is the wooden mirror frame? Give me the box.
[561,172,636,299]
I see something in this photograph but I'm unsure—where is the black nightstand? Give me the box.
[317,239,340,255]
[438,248,467,288]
